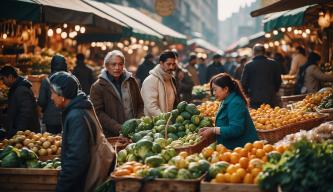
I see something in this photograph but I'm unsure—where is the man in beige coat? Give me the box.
[90,50,144,137]
[141,50,179,116]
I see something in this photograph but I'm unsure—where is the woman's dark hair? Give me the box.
[0,65,18,78]
[210,73,249,106]
[159,50,177,63]
[296,46,306,56]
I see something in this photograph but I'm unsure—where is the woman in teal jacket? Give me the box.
[199,73,258,149]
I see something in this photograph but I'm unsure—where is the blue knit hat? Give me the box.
[49,71,80,99]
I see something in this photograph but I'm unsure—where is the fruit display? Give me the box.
[0,145,61,169]
[317,93,333,110]
[276,122,333,146]
[201,141,285,184]
[250,104,321,130]
[0,81,9,101]
[192,84,209,100]
[281,75,296,87]
[0,130,62,157]
[258,140,333,192]
[197,100,220,122]
[168,133,202,148]
[292,88,333,112]
[114,151,208,180]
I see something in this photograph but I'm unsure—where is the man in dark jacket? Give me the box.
[73,53,95,95]
[136,53,155,86]
[241,44,282,108]
[206,54,225,82]
[175,66,194,102]
[38,54,67,134]
[90,50,144,137]
[49,72,98,192]
[0,65,40,138]
[197,57,207,84]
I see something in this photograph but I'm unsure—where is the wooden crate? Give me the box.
[0,168,59,192]
[201,182,261,192]
[38,155,60,162]
[111,174,204,192]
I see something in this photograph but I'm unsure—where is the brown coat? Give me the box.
[90,69,144,137]
[304,65,333,93]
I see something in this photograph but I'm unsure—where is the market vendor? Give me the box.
[199,73,258,149]
[0,65,40,138]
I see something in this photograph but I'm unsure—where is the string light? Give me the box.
[269,42,274,47]
[264,43,269,49]
[61,32,67,39]
[274,41,280,46]
[47,29,54,37]
[143,45,149,51]
[280,27,286,32]
[56,28,62,34]
[91,42,96,47]
[128,49,133,54]
[75,25,80,31]
[139,40,144,44]
[80,27,86,33]
[265,33,271,38]
[63,23,68,28]
[294,29,299,35]
[2,34,7,39]
[302,33,307,38]
[273,30,278,35]
[287,27,292,32]
[305,29,311,34]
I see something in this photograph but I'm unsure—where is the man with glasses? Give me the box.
[90,50,144,137]
[141,50,179,116]
[0,65,40,138]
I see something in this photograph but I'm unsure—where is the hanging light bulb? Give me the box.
[47,29,54,37]
[128,49,133,54]
[269,42,274,47]
[2,34,7,39]
[273,30,278,35]
[117,42,124,49]
[63,23,68,28]
[91,42,96,47]
[274,41,280,46]
[61,32,67,39]
[281,40,286,45]
[80,26,86,33]
[56,28,62,34]
[265,33,271,38]
[302,33,307,38]
[294,29,299,35]
[75,25,80,31]
[124,40,130,45]
[143,45,149,51]
[131,37,137,44]
[150,41,155,46]
[305,29,311,34]
[287,27,292,32]
[280,27,286,32]
[101,45,107,51]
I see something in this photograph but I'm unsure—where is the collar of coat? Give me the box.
[216,92,237,117]
[149,64,174,82]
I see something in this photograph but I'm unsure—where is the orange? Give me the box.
[239,148,249,157]
[276,145,285,154]
[230,173,242,183]
[243,173,253,184]
[230,152,241,164]
[250,168,262,177]
[202,147,214,158]
[239,157,249,169]
[224,173,231,183]
[226,165,238,174]
[261,155,268,162]
[255,149,265,158]
[215,173,225,183]
[233,147,242,154]
[254,175,260,184]
[244,143,253,151]
[236,168,246,179]
[253,141,264,149]
[220,151,231,162]
[216,144,227,154]
[263,144,274,153]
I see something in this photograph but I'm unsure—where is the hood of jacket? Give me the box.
[63,91,93,115]
[51,55,67,73]
[9,76,31,97]
[99,68,132,84]
[149,64,173,82]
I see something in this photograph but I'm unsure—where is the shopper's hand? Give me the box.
[199,127,214,139]
[198,127,211,134]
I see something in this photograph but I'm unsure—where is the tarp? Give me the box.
[83,0,163,41]
[187,38,223,54]
[0,0,41,22]
[108,3,187,44]
[263,5,314,32]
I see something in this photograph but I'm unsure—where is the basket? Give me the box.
[107,137,132,152]
[0,168,59,192]
[201,182,260,192]
[111,173,205,192]
[281,94,307,107]
[38,155,60,162]
[257,114,328,144]
[174,134,216,154]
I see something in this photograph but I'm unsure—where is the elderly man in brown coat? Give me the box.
[90,50,144,137]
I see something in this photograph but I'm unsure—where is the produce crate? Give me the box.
[0,168,59,192]
[317,108,333,121]
[174,134,215,154]
[107,136,132,152]
[201,182,261,192]
[111,174,205,192]
[281,94,307,107]
[38,155,60,162]
[257,114,328,144]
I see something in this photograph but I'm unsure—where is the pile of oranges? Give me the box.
[250,104,320,130]
[293,89,333,112]
[197,101,220,122]
[201,140,286,184]
[112,161,148,177]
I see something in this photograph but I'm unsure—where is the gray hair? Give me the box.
[104,50,125,67]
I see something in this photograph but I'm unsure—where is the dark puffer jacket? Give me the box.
[56,92,92,192]
[5,76,40,138]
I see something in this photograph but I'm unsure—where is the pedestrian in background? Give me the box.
[38,54,67,134]
[136,53,155,87]
[185,54,200,85]
[206,54,225,82]
[241,44,282,108]
[73,53,95,95]
[197,57,207,84]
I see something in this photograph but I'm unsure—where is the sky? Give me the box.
[218,0,257,21]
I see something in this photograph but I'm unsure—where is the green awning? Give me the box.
[263,5,314,32]
[0,0,41,22]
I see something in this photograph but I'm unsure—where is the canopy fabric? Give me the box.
[108,3,187,44]
[263,5,314,32]
[251,0,331,17]
[83,0,163,41]
[1,0,41,22]
[188,38,223,54]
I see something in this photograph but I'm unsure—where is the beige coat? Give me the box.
[289,53,307,75]
[141,65,178,116]
[304,65,333,93]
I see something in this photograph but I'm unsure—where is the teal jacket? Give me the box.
[215,92,258,149]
